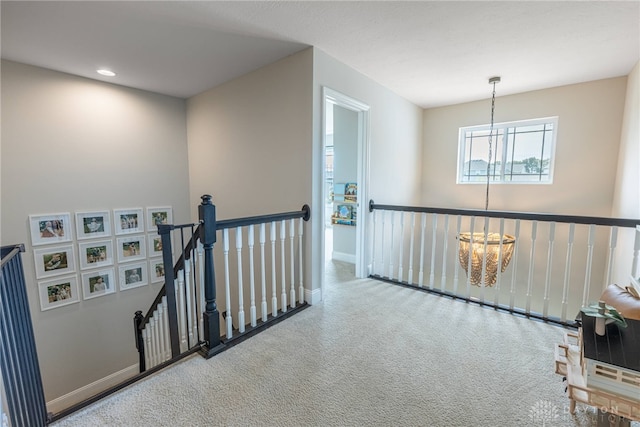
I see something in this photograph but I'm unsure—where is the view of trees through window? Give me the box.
[458,118,557,183]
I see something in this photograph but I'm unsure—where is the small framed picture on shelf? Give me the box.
[332,204,356,226]
[344,182,357,202]
[38,275,79,311]
[33,245,76,279]
[81,268,116,300]
[29,213,72,246]
[75,210,111,240]
[149,258,165,283]
[119,263,148,291]
[146,206,172,233]
[78,239,114,270]
[116,235,146,263]
[113,208,144,235]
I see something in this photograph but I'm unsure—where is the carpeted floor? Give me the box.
[52,260,636,427]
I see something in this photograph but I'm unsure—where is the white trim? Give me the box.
[46,364,138,414]
[331,251,356,264]
[304,287,322,305]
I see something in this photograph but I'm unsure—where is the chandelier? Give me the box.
[458,77,515,287]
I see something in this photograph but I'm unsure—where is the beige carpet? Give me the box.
[52,260,635,427]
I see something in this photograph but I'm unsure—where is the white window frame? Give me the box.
[457,116,558,184]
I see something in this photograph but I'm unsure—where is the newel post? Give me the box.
[133,311,146,372]
[199,195,224,356]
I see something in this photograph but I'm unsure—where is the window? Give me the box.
[457,117,558,184]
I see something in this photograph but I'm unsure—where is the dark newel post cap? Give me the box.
[201,195,212,205]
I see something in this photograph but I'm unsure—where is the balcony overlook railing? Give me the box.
[368,201,640,327]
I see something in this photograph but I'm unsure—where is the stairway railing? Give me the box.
[368,201,640,327]
[1,244,48,427]
[135,195,311,371]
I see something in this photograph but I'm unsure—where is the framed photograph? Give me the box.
[149,258,165,283]
[116,235,146,263]
[29,213,72,246]
[33,245,76,279]
[78,239,114,270]
[119,262,148,291]
[147,234,165,257]
[38,275,79,311]
[146,206,173,233]
[81,268,116,300]
[113,208,144,235]
[75,210,111,240]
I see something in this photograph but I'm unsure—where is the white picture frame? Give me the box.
[78,239,114,270]
[33,245,76,279]
[146,206,173,233]
[116,235,146,263]
[119,262,148,291]
[38,275,79,311]
[147,234,164,258]
[81,268,116,300]
[149,258,165,283]
[29,213,72,246]
[113,208,144,235]
[75,210,111,240]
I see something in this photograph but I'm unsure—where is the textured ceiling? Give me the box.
[2,1,639,108]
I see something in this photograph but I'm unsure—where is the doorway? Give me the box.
[322,88,370,281]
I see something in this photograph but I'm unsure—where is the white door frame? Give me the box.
[322,87,370,279]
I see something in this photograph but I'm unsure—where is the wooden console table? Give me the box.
[555,316,640,423]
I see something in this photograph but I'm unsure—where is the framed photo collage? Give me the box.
[29,206,172,311]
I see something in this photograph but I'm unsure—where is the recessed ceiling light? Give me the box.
[96,69,116,77]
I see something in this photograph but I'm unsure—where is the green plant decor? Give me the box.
[581,300,628,329]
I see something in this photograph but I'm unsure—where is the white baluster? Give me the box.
[280,220,287,313]
[223,228,233,338]
[466,217,476,298]
[525,221,538,314]
[162,296,170,360]
[371,210,378,276]
[429,214,438,289]
[509,220,521,310]
[289,219,296,307]
[408,212,415,284]
[380,211,386,277]
[142,328,151,369]
[389,212,395,279]
[157,302,166,363]
[152,313,160,366]
[441,215,450,291]
[177,271,187,352]
[260,223,268,321]
[453,215,462,295]
[298,217,304,304]
[479,216,490,302]
[494,218,506,306]
[248,225,257,327]
[561,223,575,322]
[184,259,195,347]
[270,221,278,317]
[236,227,245,333]
[543,223,556,318]
[582,224,596,308]
[604,227,617,290]
[398,212,405,282]
[418,213,426,287]
[197,242,205,342]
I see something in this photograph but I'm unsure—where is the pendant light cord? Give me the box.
[485,80,498,212]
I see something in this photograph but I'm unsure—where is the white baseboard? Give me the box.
[46,364,139,414]
[331,251,355,264]
[304,287,322,305]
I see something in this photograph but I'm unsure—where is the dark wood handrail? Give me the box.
[216,204,311,230]
[369,200,640,229]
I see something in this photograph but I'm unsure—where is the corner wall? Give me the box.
[1,60,191,406]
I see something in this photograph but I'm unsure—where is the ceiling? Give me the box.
[2,1,639,108]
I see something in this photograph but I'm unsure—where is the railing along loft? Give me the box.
[135,195,311,372]
[1,244,48,427]
[369,201,640,327]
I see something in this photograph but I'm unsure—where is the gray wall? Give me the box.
[1,60,191,407]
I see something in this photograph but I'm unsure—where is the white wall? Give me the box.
[612,61,640,286]
[312,48,424,293]
[422,77,627,216]
[0,60,191,406]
